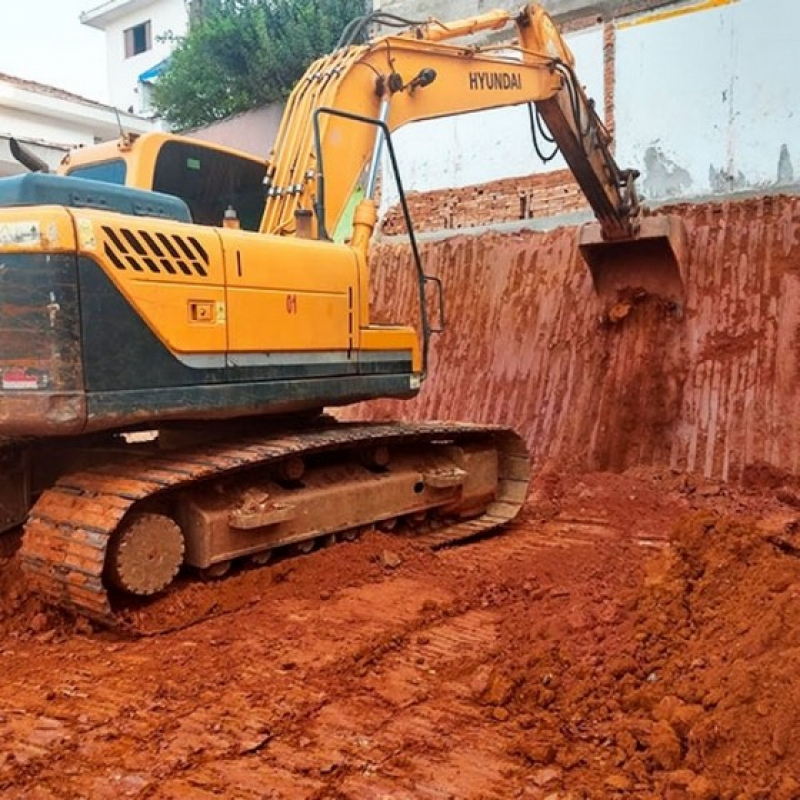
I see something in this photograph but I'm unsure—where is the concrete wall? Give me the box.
[186,103,285,158]
[375,0,800,220]
[616,0,800,201]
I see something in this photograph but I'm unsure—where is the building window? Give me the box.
[124,21,152,58]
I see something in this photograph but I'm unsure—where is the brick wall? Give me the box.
[381,170,589,235]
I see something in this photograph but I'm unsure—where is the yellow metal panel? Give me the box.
[75,210,226,284]
[0,207,76,253]
[226,287,352,351]
[73,210,228,355]
[126,281,228,353]
[360,325,421,372]
[222,229,360,353]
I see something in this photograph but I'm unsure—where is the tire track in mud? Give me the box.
[0,470,683,799]
[0,532,533,797]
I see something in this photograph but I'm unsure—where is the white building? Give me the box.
[81,0,188,117]
[0,73,154,177]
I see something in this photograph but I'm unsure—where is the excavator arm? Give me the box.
[262,4,636,242]
[261,3,683,301]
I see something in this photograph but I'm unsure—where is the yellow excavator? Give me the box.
[0,4,682,627]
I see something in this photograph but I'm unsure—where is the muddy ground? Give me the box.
[1,466,799,799]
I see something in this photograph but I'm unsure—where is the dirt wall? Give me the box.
[347,193,800,480]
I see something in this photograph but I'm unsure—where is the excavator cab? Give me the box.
[58,132,269,231]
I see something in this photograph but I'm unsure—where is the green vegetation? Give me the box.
[153,0,369,130]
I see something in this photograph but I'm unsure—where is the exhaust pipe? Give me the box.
[9,138,50,174]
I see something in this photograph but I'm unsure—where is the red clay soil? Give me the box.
[350,194,800,482]
[0,468,798,799]
[1,194,799,797]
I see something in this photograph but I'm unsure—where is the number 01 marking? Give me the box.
[286,294,298,314]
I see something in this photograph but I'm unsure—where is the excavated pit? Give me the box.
[1,193,800,797]
[349,194,800,482]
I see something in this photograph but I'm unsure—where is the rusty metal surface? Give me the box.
[0,251,85,435]
[0,392,86,436]
[0,444,29,533]
[20,421,529,631]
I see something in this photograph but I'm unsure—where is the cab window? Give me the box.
[67,159,127,185]
[153,141,267,231]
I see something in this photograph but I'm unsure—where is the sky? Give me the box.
[0,0,108,103]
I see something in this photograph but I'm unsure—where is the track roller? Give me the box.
[341,526,362,542]
[360,444,390,470]
[277,456,305,482]
[199,560,231,580]
[249,550,274,566]
[294,538,316,555]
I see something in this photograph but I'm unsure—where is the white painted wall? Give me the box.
[0,77,154,176]
[615,0,800,201]
[84,0,187,115]
[380,26,605,213]
[379,0,800,213]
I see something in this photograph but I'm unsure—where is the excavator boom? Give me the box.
[258,3,684,301]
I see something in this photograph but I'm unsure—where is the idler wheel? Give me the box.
[106,513,185,596]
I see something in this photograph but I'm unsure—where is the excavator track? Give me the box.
[20,421,529,632]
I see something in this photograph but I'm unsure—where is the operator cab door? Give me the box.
[221,231,360,382]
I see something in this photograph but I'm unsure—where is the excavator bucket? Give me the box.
[578,214,687,304]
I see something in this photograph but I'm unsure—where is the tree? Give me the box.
[153,0,369,130]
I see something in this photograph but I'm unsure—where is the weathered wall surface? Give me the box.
[373,0,675,27]
[347,194,800,479]
[616,0,800,201]
[377,0,800,224]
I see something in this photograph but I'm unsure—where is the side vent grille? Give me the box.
[102,226,209,277]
